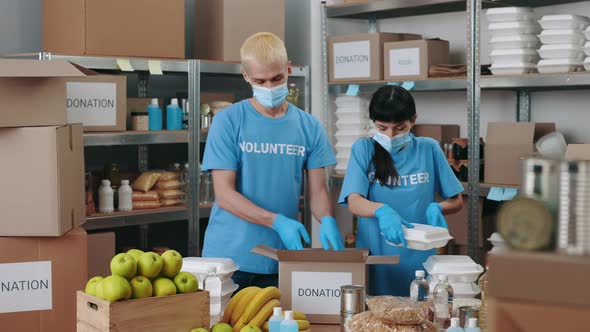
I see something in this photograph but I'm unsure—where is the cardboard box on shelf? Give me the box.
[87,232,115,278]
[384,39,450,81]
[446,196,484,246]
[412,124,460,146]
[0,60,127,131]
[195,0,285,61]
[328,32,421,83]
[0,124,85,236]
[252,245,398,324]
[0,227,88,332]
[565,144,590,160]
[484,122,556,186]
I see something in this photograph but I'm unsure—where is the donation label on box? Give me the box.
[67,82,117,126]
[291,271,352,315]
[0,261,52,313]
[333,40,371,79]
[389,47,421,76]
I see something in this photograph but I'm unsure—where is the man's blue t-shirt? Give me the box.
[202,100,336,274]
[338,134,463,296]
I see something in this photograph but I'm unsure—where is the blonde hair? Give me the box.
[240,32,288,68]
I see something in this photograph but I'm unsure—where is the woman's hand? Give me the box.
[374,205,414,246]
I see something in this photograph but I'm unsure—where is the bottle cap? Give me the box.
[416,270,425,278]
[439,274,448,282]
[469,318,478,328]
[450,317,460,327]
[174,163,180,168]
[121,180,129,185]
[273,307,282,316]
[185,162,189,169]
[284,310,294,321]
[101,179,111,186]
[151,98,158,106]
[171,98,179,105]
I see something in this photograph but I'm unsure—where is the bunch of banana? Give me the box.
[261,312,311,332]
[222,286,283,332]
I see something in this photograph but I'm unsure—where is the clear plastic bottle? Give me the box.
[269,307,284,332]
[478,267,489,332]
[410,270,430,302]
[181,162,190,202]
[117,180,133,212]
[204,266,222,319]
[98,180,114,214]
[200,171,214,205]
[434,275,454,331]
[286,83,299,106]
[446,317,464,332]
[464,318,481,332]
[280,311,299,332]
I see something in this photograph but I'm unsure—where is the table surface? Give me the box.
[310,325,340,332]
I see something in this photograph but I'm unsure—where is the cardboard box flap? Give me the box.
[487,122,536,144]
[533,123,556,141]
[0,60,88,77]
[251,245,279,261]
[366,255,399,265]
[565,144,590,160]
[251,245,372,263]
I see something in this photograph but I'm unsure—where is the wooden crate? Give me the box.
[76,290,209,332]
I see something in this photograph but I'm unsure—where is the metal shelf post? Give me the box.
[188,60,201,257]
[517,89,531,122]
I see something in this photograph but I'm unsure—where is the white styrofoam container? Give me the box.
[385,224,453,251]
[429,280,481,298]
[585,57,590,71]
[490,48,540,64]
[586,26,590,40]
[488,232,506,247]
[490,61,537,75]
[486,7,534,23]
[182,257,239,283]
[538,44,585,61]
[488,21,541,37]
[336,119,369,130]
[538,58,584,73]
[423,255,484,283]
[539,29,586,46]
[539,15,590,30]
[584,42,590,56]
[489,35,540,50]
[335,128,368,136]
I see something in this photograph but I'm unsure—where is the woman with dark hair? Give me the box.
[338,85,464,296]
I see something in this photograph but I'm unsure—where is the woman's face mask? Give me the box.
[373,130,412,153]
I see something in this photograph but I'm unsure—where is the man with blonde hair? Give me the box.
[202,32,343,289]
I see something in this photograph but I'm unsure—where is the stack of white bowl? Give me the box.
[488,232,508,255]
[537,15,589,73]
[333,95,370,174]
[585,27,590,70]
[423,255,484,299]
[487,7,541,75]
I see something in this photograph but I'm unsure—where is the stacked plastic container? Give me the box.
[586,26,590,70]
[385,224,453,251]
[537,15,590,73]
[423,255,484,298]
[333,95,370,174]
[488,232,508,254]
[487,7,541,75]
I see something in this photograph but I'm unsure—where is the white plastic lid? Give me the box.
[450,317,461,327]
[486,7,532,15]
[540,29,582,36]
[540,14,589,22]
[101,179,111,185]
[182,257,239,275]
[404,224,452,242]
[469,318,479,328]
[121,180,129,185]
[439,274,448,281]
[416,270,425,278]
[273,307,283,316]
[423,255,484,275]
[151,98,158,106]
[490,35,539,43]
[540,44,582,51]
[490,48,538,56]
[538,58,583,66]
[171,98,179,105]
[284,311,294,321]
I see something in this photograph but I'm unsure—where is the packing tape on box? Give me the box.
[487,187,519,201]
[345,84,360,96]
[116,59,134,72]
[148,60,163,75]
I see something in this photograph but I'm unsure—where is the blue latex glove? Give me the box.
[320,216,345,251]
[272,214,311,250]
[375,205,414,246]
[426,203,448,229]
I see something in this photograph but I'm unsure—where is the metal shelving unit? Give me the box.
[321,0,590,262]
[84,130,189,146]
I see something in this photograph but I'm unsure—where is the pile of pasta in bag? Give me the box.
[348,296,436,332]
[131,171,185,209]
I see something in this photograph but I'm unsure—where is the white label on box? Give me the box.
[291,271,352,315]
[389,47,421,76]
[333,40,371,79]
[0,261,52,313]
[67,82,117,126]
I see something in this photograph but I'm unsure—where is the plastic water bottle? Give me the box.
[98,180,114,214]
[117,180,133,212]
[204,266,222,321]
[434,275,454,331]
[464,318,481,332]
[280,311,298,332]
[410,270,429,301]
[147,98,162,130]
[269,307,284,332]
[446,317,464,332]
[166,98,183,130]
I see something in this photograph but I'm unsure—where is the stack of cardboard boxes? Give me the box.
[0,60,116,332]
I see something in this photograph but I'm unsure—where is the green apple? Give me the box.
[110,253,137,280]
[130,276,153,299]
[95,279,105,299]
[101,275,132,302]
[126,249,145,262]
[152,277,177,297]
[211,323,232,332]
[160,249,183,278]
[137,252,163,278]
[85,276,104,297]
[173,272,198,294]
[240,326,262,332]
[190,329,208,332]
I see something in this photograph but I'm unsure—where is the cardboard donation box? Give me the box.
[0,228,88,332]
[252,245,399,324]
[487,252,590,332]
[329,32,421,83]
[0,124,85,236]
[566,144,590,160]
[0,60,127,131]
[484,122,556,186]
[412,124,460,146]
[76,291,210,331]
[87,232,115,278]
[384,39,450,81]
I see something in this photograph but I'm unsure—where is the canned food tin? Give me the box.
[340,285,365,332]
[459,306,479,328]
[558,160,590,255]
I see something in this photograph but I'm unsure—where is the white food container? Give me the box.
[429,280,481,298]
[488,21,541,37]
[538,58,584,73]
[385,224,453,251]
[490,61,537,75]
[335,127,368,136]
[488,232,506,247]
[585,57,590,71]
[182,257,239,285]
[490,49,540,64]
[538,29,586,46]
[586,26,590,40]
[486,7,534,23]
[220,279,239,303]
[334,96,369,110]
[538,44,585,61]
[423,255,484,283]
[489,35,540,50]
[335,111,369,123]
[336,120,369,131]
[584,41,590,56]
[539,14,590,30]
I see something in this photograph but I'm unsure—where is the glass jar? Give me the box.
[131,112,149,131]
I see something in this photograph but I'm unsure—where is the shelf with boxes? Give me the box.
[84,130,189,146]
